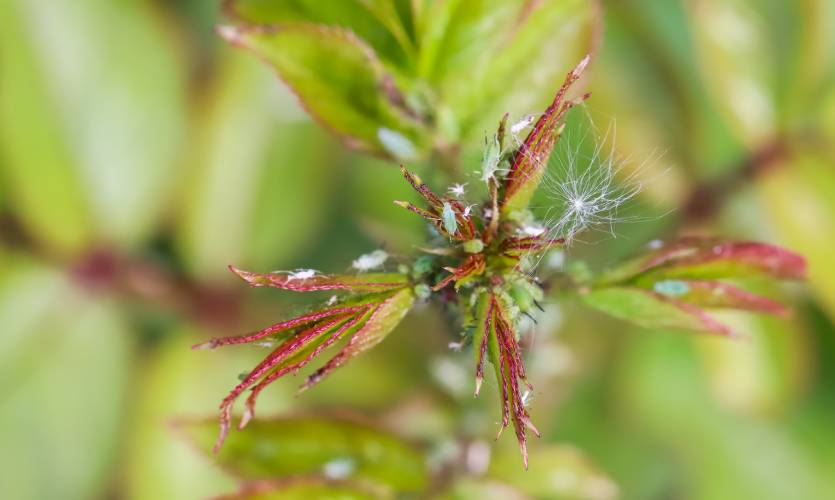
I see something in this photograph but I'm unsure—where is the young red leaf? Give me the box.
[300,287,415,392]
[652,279,789,316]
[230,265,409,293]
[396,166,477,240]
[432,254,486,291]
[219,23,425,159]
[195,278,414,452]
[474,290,539,469]
[500,55,590,215]
[598,237,806,285]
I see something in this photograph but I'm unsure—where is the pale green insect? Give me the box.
[442,202,458,235]
[481,133,501,183]
[653,279,690,297]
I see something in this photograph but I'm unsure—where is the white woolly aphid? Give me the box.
[448,183,467,198]
[285,268,319,281]
[509,113,537,145]
[352,249,388,272]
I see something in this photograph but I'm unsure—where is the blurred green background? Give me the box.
[2,0,834,499]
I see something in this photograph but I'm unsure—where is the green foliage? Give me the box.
[218,479,380,500]
[221,0,594,158]
[2,0,835,499]
[0,0,187,253]
[180,416,428,493]
[221,23,427,159]
[0,260,133,500]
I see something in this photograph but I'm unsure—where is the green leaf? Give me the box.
[580,287,731,335]
[224,0,413,66]
[650,280,788,316]
[597,238,805,286]
[471,290,491,393]
[218,478,381,499]
[0,1,91,254]
[126,330,267,500]
[444,0,594,137]
[231,267,409,293]
[686,0,783,145]
[417,0,517,84]
[222,23,426,159]
[619,333,834,500]
[757,153,835,321]
[488,444,619,500]
[439,479,527,500]
[177,50,336,281]
[180,416,428,493]
[0,0,187,252]
[0,260,133,500]
[410,0,593,138]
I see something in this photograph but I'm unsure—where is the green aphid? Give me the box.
[442,202,458,235]
[509,280,544,314]
[653,279,690,297]
[481,134,501,183]
[413,283,432,300]
[412,255,435,277]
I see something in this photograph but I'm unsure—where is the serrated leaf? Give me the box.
[597,238,806,286]
[446,0,594,136]
[197,286,415,450]
[300,287,415,391]
[222,23,426,159]
[474,291,538,468]
[653,280,788,316]
[500,56,590,215]
[231,267,409,293]
[180,416,428,493]
[224,0,413,66]
[418,0,517,84]
[581,287,731,335]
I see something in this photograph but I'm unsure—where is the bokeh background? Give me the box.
[2,0,835,499]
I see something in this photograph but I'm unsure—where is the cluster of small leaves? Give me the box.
[194,56,805,475]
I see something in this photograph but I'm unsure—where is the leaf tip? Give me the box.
[216,24,243,45]
[191,340,216,350]
[572,53,592,78]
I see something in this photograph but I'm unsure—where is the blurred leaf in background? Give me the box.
[0,257,133,500]
[0,0,187,254]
